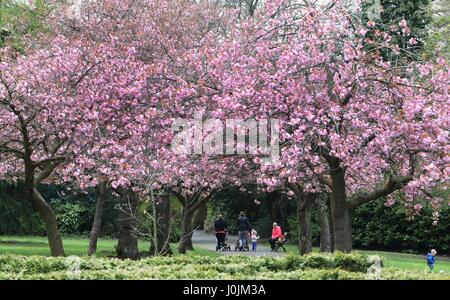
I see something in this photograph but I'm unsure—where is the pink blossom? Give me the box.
[367,20,376,28]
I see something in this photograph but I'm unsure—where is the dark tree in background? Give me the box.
[362,0,433,60]
[88,182,109,256]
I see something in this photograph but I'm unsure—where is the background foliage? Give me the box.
[1,183,448,254]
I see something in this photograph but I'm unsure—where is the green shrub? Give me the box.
[0,182,44,235]
[0,183,119,236]
[352,195,450,254]
[380,268,450,280]
[0,253,447,280]
[52,200,86,234]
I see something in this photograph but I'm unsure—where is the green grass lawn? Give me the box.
[0,235,218,258]
[283,245,450,273]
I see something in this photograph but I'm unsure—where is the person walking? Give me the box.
[427,249,437,271]
[214,214,227,250]
[236,211,251,250]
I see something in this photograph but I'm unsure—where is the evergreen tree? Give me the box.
[424,0,450,60]
[362,0,433,61]
[0,0,48,51]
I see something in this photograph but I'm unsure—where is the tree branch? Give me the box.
[33,156,66,169]
[348,174,413,209]
[34,161,61,185]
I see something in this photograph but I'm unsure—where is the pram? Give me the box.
[215,231,231,251]
[234,232,250,251]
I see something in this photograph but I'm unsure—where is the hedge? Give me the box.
[352,198,450,254]
[0,253,448,280]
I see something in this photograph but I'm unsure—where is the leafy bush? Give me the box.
[0,183,119,236]
[168,196,182,242]
[52,200,86,234]
[0,252,447,280]
[352,197,450,254]
[284,196,450,255]
[0,182,45,235]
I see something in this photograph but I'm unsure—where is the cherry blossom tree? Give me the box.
[0,0,157,256]
[0,38,105,256]
[44,0,234,256]
[2,0,447,258]
[207,0,449,252]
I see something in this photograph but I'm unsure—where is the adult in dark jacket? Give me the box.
[237,211,251,250]
[214,215,228,249]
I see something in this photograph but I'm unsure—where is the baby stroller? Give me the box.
[215,231,231,251]
[234,232,250,251]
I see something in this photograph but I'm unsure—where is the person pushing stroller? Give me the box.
[236,211,251,251]
[214,214,228,251]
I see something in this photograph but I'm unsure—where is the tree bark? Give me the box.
[192,201,208,230]
[88,182,107,256]
[297,193,313,255]
[329,165,352,253]
[116,188,140,260]
[288,183,313,255]
[173,188,215,254]
[31,188,65,256]
[316,193,332,253]
[327,198,335,252]
[150,194,173,255]
[22,128,64,256]
[178,206,195,254]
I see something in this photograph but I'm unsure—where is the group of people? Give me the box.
[214,211,285,252]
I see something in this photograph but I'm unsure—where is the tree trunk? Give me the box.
[88,182,107,256]
[327,198,335,252]
[192,202,208,230]
[330,167,352,252]
[316,193,332,253]
[150,194,173,255]
[297,193,312,255]
[178,207,194,254]
[19,108,65,257]
[31,188,65,256]
[116,188,140,260]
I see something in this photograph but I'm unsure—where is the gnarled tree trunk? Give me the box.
[192,202,207,231]
[88,182,107,256]
[24,142,64,256]
[297,193,313,255]
[31,188,65,256]
[173,188,216,254]
[178,207,195,254]
[328,198,335,252]
[116,188,140,260]
[288,183,313,255]
[329,165,352,253]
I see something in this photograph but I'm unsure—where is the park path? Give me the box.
[192,230,285,257]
